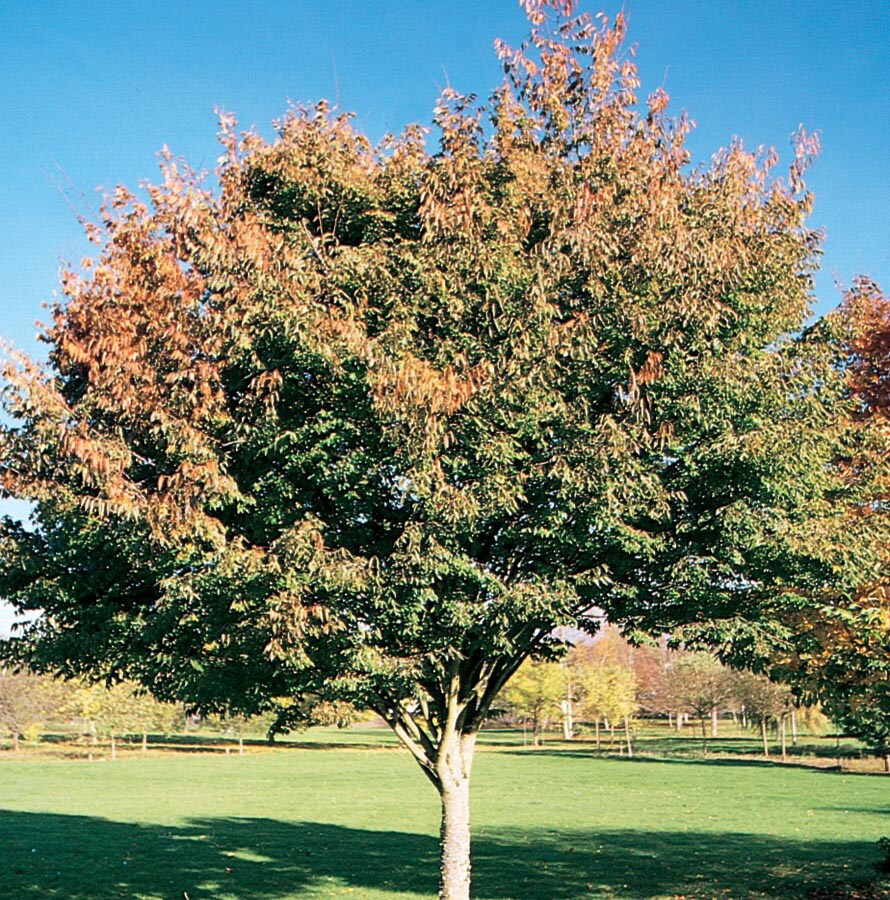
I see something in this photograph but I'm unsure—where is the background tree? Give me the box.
[0,668,67,751]
[63,680,177,759]
[499,658,565,746]
[576,662,637,753]
[731,669,794,758]
[124,688,183,752]
[0,2,880,896]
[658,654,733,748]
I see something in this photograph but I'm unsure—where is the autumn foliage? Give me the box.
[779,279,890,764]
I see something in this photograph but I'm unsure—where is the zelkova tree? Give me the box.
[0,3,878,896]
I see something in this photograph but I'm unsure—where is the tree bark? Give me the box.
[761,719,769,757]
[12,731,19,752]
[624,716,633,758]
[561,696,573,740]
[711,706,719,738]
[111,734,117,761]
[437,733,476,900]
[883,754,889,774]
[142,732,148,753]
[780,715,787,762]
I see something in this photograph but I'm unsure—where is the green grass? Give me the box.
[1,732,888,899]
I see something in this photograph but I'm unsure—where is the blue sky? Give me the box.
[0,1,888,629]
[1,0,888,360]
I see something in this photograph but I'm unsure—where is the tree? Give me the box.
[658,654,733,747]
[731,669,793,758]
[775,280,890,769]
[499,658,565,746]
[0,668,67,751]
[576,662,637,753]
[63,679,178,758]
[842,278,890,425]
[0,2,879,896]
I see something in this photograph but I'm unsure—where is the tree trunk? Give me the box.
[761,719,769,757]
[780,715,787,762]
[561,696,573,740]
[111,734,117,761]
[883,754,889,774]
[791,709,798,748]
[142,732,148,753]
[595,719,600,750]
[12,731,19,752]
[711,707,719,738]
[624,716,633,758]
[437,733,476,900]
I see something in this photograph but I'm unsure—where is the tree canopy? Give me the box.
[0,2,883,896]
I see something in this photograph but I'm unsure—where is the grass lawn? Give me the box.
[0,731,888,899]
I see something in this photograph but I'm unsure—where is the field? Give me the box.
[1,728,888,899]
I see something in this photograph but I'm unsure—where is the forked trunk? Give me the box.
[437,732,476,900]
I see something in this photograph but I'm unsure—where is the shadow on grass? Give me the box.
[0,810,880,899]
[498,746,885,776]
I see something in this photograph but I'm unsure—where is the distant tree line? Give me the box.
[495,628,836,760]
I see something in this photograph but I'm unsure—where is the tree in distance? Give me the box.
[730,669,794,758]
[658,653,733,744]
[0,1,883,896]
[0,668,68,751]
[575,661,637,753]
[65,680,182,758]
[499,658,565,746]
